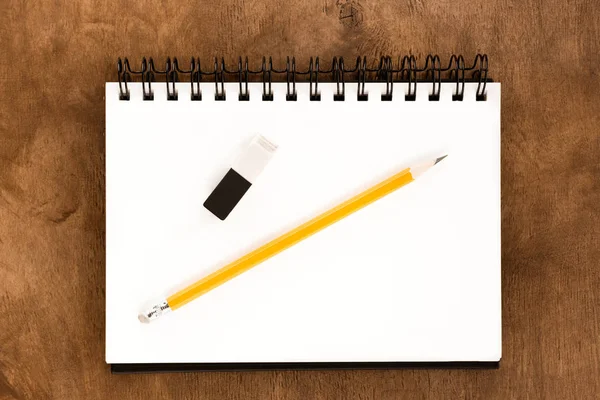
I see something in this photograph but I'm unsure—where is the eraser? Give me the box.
[203,135,278,220]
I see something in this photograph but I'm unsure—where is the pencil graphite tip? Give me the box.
[434,155,448,165]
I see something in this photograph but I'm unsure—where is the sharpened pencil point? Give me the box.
[435,155,448,164]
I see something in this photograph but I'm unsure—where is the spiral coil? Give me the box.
[117,54,490,102]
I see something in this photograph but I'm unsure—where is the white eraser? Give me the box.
[204,135,278,220]
[231,135,278,182]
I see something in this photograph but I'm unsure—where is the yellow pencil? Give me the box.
[139,155,447,322]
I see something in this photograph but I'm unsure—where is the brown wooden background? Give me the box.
[1,0,599,399]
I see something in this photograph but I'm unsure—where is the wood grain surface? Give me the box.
[1,0,599,399]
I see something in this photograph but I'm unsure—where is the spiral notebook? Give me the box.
[106,55,501,372]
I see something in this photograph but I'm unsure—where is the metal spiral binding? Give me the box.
[262,57,273,101]
[117,54,490,101]
[239,57,249,101]
[401,55,417,101]
[357,56,368,101]
[426,55,442,101]
[332,57,345,101]
[309,57,320,101]
[286,56,297,101]
[379,56,393,101]
[215,58,225,101]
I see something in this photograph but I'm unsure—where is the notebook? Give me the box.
[106,55,501,372]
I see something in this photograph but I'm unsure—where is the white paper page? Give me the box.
[106,82,501,363]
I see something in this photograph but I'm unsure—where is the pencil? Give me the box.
[139,155,447,322]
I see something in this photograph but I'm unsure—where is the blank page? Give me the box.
[106,82,501,364]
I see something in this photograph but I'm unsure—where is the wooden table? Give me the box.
[1,0,598,398]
